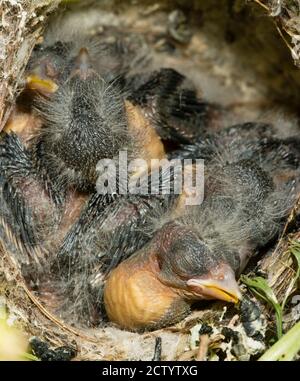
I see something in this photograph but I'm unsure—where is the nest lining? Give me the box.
[0,0,300,361]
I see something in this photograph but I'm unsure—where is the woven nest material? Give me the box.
[0,0,300,361]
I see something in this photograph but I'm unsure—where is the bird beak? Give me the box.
[72,48,94,80]
[26,74,58,94]
[186,264,242,304]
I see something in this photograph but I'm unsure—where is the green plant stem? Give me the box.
[259,321,300,361]
[274,306,283,339]
[240,275,283,339]
[282,241,300,311]
[22,352,39,361]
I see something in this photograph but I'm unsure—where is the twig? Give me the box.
[196,334,209,361]
[152,337,162,361]
[253,0,269,12]
[176,349,198,361]
[228,315,239,328]
[0,240,98,344]
[21,285,98,343]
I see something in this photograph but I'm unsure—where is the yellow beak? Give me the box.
[186,266,242,304]
[26,75,58,94]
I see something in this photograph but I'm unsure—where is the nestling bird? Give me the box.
[103,123,300,331]
[26,35,223,148]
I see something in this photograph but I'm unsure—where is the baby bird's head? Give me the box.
[26,41,71,94]
[104,222,241,331]
[155,223,242,303]
[36,47,130,189]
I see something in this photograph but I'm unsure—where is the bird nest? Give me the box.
[0,0,300,361]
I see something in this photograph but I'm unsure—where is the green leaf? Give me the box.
[244,240,300,358]
[21,352,39,361]
[240,275,283,339]
[281,240,300,310]
[259,321,300,361]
